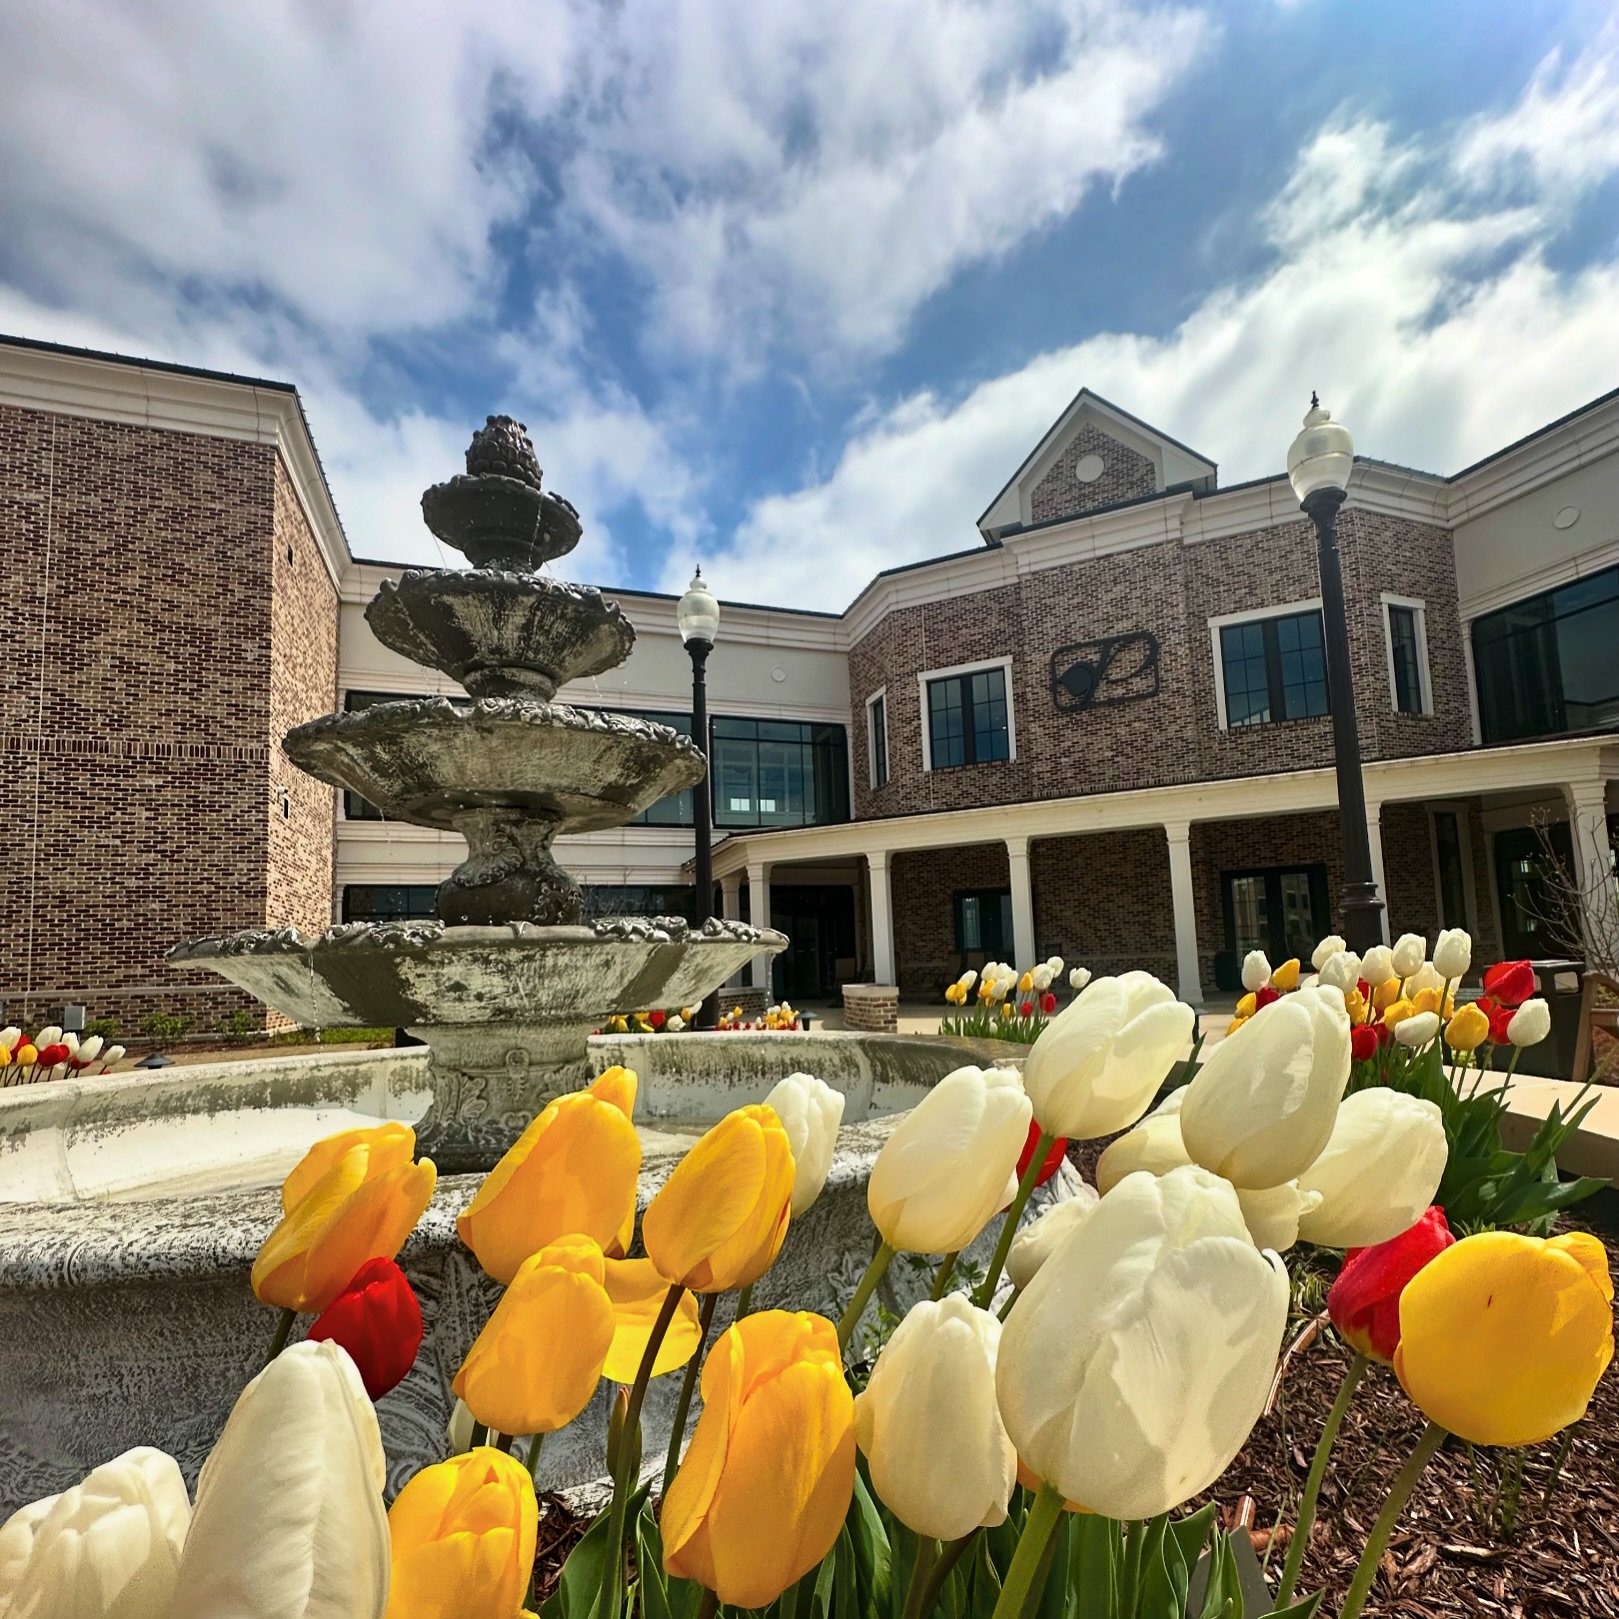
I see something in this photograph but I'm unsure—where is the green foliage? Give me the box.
[216,1009,262,1045]
[937,1010,1047,1045]
[1380,1043,1607,1233]
[314,1025,396,1044]
[82,1016,121,1041]
[138,1010,192,1043]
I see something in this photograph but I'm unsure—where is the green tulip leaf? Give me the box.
[1071,1515,1119,1619]
[543,1486,651,1619]
[1033,1515,1075,1619]
[1136,1516,1189,1619]
[850,1468,893,1619]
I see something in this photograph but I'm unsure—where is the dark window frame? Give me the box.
[709,715,851,830]
[1386,601,1426,715]
[925,663,1012,770]
[341,884,437,923]
[867,691,889,789]
[1218,609,1330,729]
[953,888,1014,956]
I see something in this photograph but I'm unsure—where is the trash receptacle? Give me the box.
[1527,959,1585,1080]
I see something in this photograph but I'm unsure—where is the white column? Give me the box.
[1564,779,1617,961]
[868,851,896,986]
[1366,801,1390,943]
[747,861,773,991]
[719,873,742,921]
[1006,836,1037,969]
[1163,820,1204,1006]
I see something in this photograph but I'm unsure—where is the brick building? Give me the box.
[1,337,1615,1025]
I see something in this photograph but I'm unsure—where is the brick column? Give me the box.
[747,861,773,992]
[1006,835,1036,970]
[1163,820,1204,1006]
[1365,801,1390,943]
[1564,778,1617,962]
[867,851,896,986]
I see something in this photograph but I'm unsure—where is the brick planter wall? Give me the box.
[842,982,899,1033]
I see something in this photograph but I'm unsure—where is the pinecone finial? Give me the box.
[466,416,543,489]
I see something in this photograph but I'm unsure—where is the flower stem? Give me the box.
[493,1430,514,1454]
[973,1134,1053,1309]
[836,1242,896,1355]
[597,1284,686,1619]
[662,1292,719,1496]
[989,1481,1064,1619]
[694,1588,719,1619]
[918,1531,978,1615]
[901,1535,940,1619]
[1275,1352,1368,1608]
[263,1306,296,1367]
[470,1421,489,1449]
[734,1282,754,1319]
[928,1252,959,1300]
[1338,1421,1446,1619]
[527,1430,544,1484]
[997,1286,1021,1323]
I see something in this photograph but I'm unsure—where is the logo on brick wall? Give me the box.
[1050,632,1160,712]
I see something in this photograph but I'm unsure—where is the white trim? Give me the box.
[1426,800,1479,933]
[1207,596,1324,731]
[864,686,890,789]
[1456,538,1619,623]
[916,655,1017,772]
[1380,593,1433,716]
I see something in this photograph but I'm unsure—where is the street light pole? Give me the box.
[676,570,721,1028]
[1289,397,1385,954]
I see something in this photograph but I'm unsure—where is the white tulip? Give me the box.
[0,1026,19,1052]
[764,1072,846,1216]
[1240,951,1271,992]
[446,1397,476,1455]
[1432,928,1472,980]
[1317,951,1361,993]
[997,1166,1288,1520]
[854,1296,1016,1539]
[1068,967,1091,993]
[1405,962,1446,999]
[1391,933,1426,978]
[77,1036,104,1064]
[35,1026,63,1049]
[1094,1090,1192,1194]
[1296,1089,1448,1248]
[1394,1011,1441,1049]
[102,1045,126,1066]
[960,969,978,990]
[170,1340,389,1617]
[1031,965,1054,993]
[1021,972,1193,1139]
[868,1067,1031,1254]
[0,1448,190,1619]
[1309,936,1346,973]
[1360,944,1395,987]
[1179,986,1350,1189]
[665,1015,685,1032]
[1045,956,1065,978]
[1508,998,1551,1047]
[1005,1184,1101,1289]
[1235,1183,1322,1253]
[62,1032,79,1056]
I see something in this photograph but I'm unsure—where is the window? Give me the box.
[341,691,417,819]
[1216,608,1329,728]
[866,690,889,789]
[711,718,850,829]
[954,889,1014,956]
[1381,596,1430,715]
[617,710,695,826]
[342,885,437,923]
[923,662,1012,769]
[585,884,697,923]
[1429,808,1472,930]
[1472,565,1619,743]
[1221,866,1330,967]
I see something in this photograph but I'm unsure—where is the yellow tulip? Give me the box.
[1371,977,1403,1012]
[1395,1231,1614,1447]
[602,1257,703,1383]
[16,1043,37,1066]
[457,1076,641,1284]
[1223,1013,1249,1037]
[251,1129,436,1314]
[1018,971,1034,993]
[1445,1003,1491,1054]
[385,1447,537,1619]
[662,1311,854,1608]
[591,1065,638,1119]
[1343,987,1369,1026]
[1270,959,1301,992]
[1234,991,1257,1018]
[1410,986,1453,1019]
[999,1002,1013,1021]
[453,1236,616,1437]
[1381,997,1415,1032]
[642,1104,794,1293]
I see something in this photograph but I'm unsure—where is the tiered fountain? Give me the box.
[170,417,784,1169]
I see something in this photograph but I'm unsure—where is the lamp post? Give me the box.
[1287,394,1385,953]
[676,569,721,1027]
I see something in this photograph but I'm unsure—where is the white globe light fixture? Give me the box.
[1287,393,1355,505]
[676,568,720,647]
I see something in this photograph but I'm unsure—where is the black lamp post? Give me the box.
[1287,394,1385,953]
[676,569,721,1027]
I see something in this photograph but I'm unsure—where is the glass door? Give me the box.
[1222,865,1331,968]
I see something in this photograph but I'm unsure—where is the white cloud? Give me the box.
[687,35,1619,610]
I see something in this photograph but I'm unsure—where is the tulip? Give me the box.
[1394,1011,1440,1049]
[1094,1088,1190,1193]
[1508,998,1551,1047]
[15,1044,37,1067]
[1327,1206,1454,1364]
[0,1447,191,1619]
[1021,972,1192,1140]
[453,1236,616,1437]
[307,1256,424,1400]
[171,1340,389,1616]
[997,1166,1288,1520]
[1179,986,1350,1189]
[253,1126,437,1315]
[1476,995,1515,1044]
[663,1310,854,1608]
[0,1025,18,1051]
[1240,950,1271,991]
[1068,967,1090,992]
[1396,1230,1614,1446]
[1381,996,1415,1031]
[1269,958,1301,992]
[1372,977,1403,1013]
[1483,959,1536,1006]
[961,969,979,990]
[1360,944,1395,986]
[386,1448,537,1619]
[1031,965,1054,993]
[1405,961,1447,1000]
[644,1103,795,1291]
[1444,1003,1490,1054]
[1391,933,1426,978]
[457,1074,641,1284]
[1318,951,1361,993]
[601,1257,703,1382]
[1432,927,1472,981]
[1309,936,1345,972]
[1236,1182,1321,1252]
[35,1025,62,1049]
[1045,957,1064,977]
[1006,1185,1099,1289]
[854,1296,1015,1540]
[1296,1090,1448,1248]
[445,1398,475,1455]
[1343,985,1369,1025]
[764,1072,846,1216]
[1349,1023,1381,1064]
[76,1035,104,1065]
[101,1045,126,1067]
[867,1066,1031,1254]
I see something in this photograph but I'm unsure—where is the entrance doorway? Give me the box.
[1221,865,1331,972]
[769,885,857,1000]
[1493,823,1578,961]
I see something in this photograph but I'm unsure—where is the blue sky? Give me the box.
[4,0,1619,609]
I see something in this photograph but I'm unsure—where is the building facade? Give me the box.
[1,336,1615,1027]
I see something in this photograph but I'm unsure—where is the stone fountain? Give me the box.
[169,417,785,1169]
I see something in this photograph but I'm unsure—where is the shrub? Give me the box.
[138,1011,192,1043]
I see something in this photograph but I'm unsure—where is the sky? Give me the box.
[3,0,1619,611]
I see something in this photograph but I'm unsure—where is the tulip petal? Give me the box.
[602,1258,702,1383]
[283,1124,415,1214]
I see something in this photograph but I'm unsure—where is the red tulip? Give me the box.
[37,1043,70,1066]
[306,1256,423,1399]
[1482,960,1535,1007]
[1020,1000,1034,1017]
[1327,1206,1454,1364]
[649,1009,667,1030]
[1254,984,1281,1010]
[1017,1120,1068,1188]
[1350,1024,1380,1064]
[1039,991,1057,1015]
[1476,995,1515,1045]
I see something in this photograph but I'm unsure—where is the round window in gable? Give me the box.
[1074,453,1105,484]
